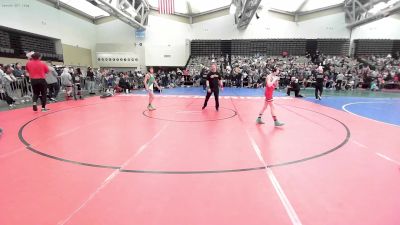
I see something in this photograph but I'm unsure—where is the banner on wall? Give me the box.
[135,30,145,39]
[96,52,140,67]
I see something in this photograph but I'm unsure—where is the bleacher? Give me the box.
[0,30,14,55]
[0,28,63,61]
[19,35,62,61]
[354,39,394,57]
[317,39,350,56]
[191,39,350,57]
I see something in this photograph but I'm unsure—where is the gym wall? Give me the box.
[62,44,92,67]
[0,0,96,65]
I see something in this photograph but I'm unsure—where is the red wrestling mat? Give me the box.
[0,95,399,225]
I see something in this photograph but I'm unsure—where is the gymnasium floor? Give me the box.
[0,87,399,225]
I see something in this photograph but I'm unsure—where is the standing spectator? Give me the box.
[183,68,190,82]
[233,66,242,87]
[45,61,60,102]
[119,73,131,94]
[1,64,17,93]
[200,66,208,91]
[60,68,73,99]
[335,72,344,90]
[72,68,84,99]
[314,66,324,100]
[13,62,30,99]
[13,62,25,78]
[0,65,16,109]
[26,52,49,112]
[105,72,114,92]
[86,67,96,95]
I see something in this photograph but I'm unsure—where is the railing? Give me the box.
[1,73,399,109]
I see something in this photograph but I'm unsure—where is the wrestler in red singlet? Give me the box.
[265,79,276,102]
[256,66,284,126]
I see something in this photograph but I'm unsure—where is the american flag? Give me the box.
[158,0,175,14]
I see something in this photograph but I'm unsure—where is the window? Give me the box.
[60,0,109,18]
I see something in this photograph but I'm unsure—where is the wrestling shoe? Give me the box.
[256,118,265,124]
[148,105,156,111]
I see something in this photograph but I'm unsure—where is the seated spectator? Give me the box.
[346,79,355,90]
[370,81,379,91]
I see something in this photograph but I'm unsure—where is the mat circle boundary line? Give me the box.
[18,102,351,174]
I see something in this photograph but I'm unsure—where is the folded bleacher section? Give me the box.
[354,39,396,57]
[191,39,350,56]
[0,27,63,61]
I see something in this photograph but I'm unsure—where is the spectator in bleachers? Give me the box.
[26,52,49,112]
[194,54,384,92]
[45,61,60,102]
[370,80,379,91]
[200,66,208,91]
[183,68,190,82]
[176,68,182,76]
[233,66,242,87]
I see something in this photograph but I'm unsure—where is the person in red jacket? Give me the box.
[256,66,284,126]
[26,52,49,112]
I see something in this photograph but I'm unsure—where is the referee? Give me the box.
[202,63,223,111]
